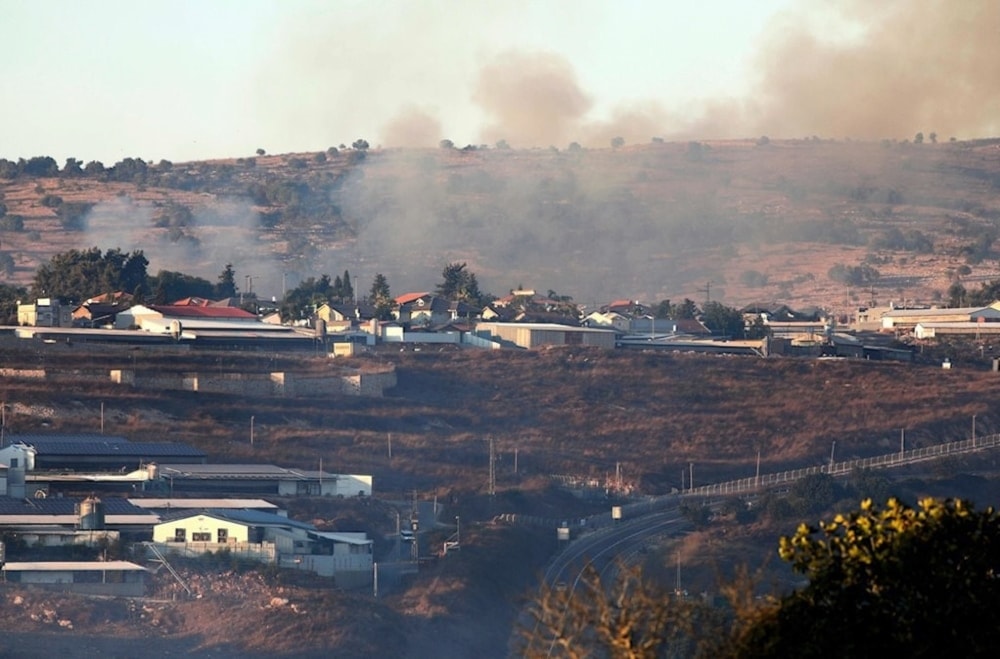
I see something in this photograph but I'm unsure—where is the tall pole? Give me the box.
[973,415,977,448]
[514,447,518,475]
[387,433,392,461]
[456,516,460,545]
[900,428,905,458]
[689,463,694,492]
[488,436,496,497]
[373,562,378,599]
[830,441,836,470]
[250,415,255,446]
[100,402,105,434]
[755,449,761,487]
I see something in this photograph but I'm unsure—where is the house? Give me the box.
[582,311,631,333]
[16,298,71,327]
[71,302,129,328]
[151,509,373,584]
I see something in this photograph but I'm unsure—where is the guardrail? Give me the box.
[683,433,1000,498]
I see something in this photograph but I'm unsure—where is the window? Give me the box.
[217,528,228,543]
[174,528,186,542]
[9,458,17,468]
[192,532,211,542]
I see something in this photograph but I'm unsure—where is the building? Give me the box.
[151,509,372,584]
[157,464,372,497]
[880,306,1000,332]
[474,322,616,349]
[16,298,71,327]
[1,561,148,597]
[2,434,206,471]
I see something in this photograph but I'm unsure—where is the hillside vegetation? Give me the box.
[3,139,1000,312]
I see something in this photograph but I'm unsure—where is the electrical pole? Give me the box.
[514,446,518,475]
[488,436,496,497]
[973,415,977,448]
[830,440,836,470]
[900,428,905,458]
[755,449,761,487]
[250,415,255,446]
[387,433,392,461]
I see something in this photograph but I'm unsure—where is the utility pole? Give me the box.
[514,446,518,475]
[973,415,977,448]
[250,415,255,446]
[689,463,694,492]
[615,461,622,493]
[488,436,496,497]
[830,440,836,470]
[755,449,761,487]
[100,402,104,435]
[387,433,392,461]
[900,428,905,458]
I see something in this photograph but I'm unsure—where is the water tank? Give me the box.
[146,463,159,480]
[169,319,182,340]
[315,318,327,339]
[77,495,106,530]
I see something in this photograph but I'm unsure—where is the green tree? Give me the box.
[352,139,370,151]
[148,270,215,304]
[700,301,745,338]
[673,298,699,320]
[216,263,237,298]
[436,262,486,306]
[369,273,394,320]
[0,283,27,324]
[728,498,1000,657]
[611,136,625,149]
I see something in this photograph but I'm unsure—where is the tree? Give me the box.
[369,273,394,320]
[673,298,699,320]
[216,263,237,298]
[914,132,924,144]
[520,564,725,658]
[341,270,353,302]
[700,301,745,338]
[439,139,455,149]
[728,498,1000,657]
[256,148,266,156]
[929,132,938,144]
[352,139,370,151]
[495,139,510,150]
[436,262,486,306]
[611,136,625,150]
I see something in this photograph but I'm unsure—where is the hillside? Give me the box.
[3,342,1000,655]
[3,139,1000,312]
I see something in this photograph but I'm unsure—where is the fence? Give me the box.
[683,433,1000,498]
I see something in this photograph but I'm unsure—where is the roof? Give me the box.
[478,322,612,333]
[394,291,431,305]
[0,496,152,516]
[148,305,257,320]
[128,498,278,510]
[882,306,992,318]
[159,463,339,480]
[156,508,314,531]
[8,435,205,459]
[2,561,148,572]
[309,531,372,545]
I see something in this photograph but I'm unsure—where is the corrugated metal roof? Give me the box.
[128,498,278,510]
[309,531,372,545]
[0,496,154,516]
[3,561,147,572]
[160,464,336,480]
[9,435,204,458]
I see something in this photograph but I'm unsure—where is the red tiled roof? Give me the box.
[149,305,257,319]
[171,297,212,307]
[395,291,431,305]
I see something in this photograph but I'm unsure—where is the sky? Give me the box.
[1,0,998,165]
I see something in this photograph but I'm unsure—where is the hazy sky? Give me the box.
[2,0,997,164]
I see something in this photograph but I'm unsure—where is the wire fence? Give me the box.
[683,433,1000,498]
